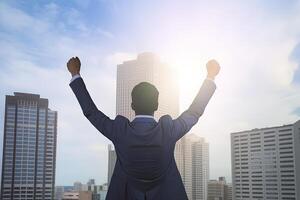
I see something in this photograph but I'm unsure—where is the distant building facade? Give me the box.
[107,144,116,186]
[225,184,232,200]
[0,93,57,200]
[79,191,92,200]
[55,186,74,200]
[74,181,83,192]
[116,52,179,121]
[62,192,79,200]
[55,186,65,200]
[176,134,209,200]
[60,180,107,200]
[62,191,93,200]
[231,121,300,200]
[208,177,232,200]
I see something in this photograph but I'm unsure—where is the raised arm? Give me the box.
[67,57,115,141]
[171,59,220,141]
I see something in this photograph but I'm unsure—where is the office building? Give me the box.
[116,52,179,121]
[107,144,117,186]
[225,184,232,200]
[0,92,57,200]
[231,120,300,200]
[176,134,209,200]
[208,177,232,200]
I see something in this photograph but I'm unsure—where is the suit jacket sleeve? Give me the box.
[69,77,115,141]
[171,79,216,141]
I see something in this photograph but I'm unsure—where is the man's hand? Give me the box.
[67,57,81,77]
[206,59,220,80]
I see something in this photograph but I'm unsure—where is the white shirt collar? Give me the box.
[134,115,155,119]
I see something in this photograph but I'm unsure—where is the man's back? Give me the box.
[107,115,187,199]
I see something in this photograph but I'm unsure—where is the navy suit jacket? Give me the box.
[70,77,216,200]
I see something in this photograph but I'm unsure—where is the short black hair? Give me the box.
[131,82,159,115]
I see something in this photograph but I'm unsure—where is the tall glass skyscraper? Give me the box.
[1,93,57,200]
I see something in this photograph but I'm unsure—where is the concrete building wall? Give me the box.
[231,121,300,200]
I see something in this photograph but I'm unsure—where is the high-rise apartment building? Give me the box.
[177,134,209,200]
[231,121,300,200]
[0,93,57,200]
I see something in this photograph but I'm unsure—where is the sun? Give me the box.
[162,50,208,110]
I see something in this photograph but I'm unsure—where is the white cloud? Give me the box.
[0,2,50,34]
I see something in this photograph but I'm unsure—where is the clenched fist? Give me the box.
[206,59,220,80]
[67,57,81,76]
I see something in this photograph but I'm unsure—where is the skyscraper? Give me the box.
[231,120,300,200]
[116,52,179,120]
[1,93,57,200]
[107,144,116,186]
[177,134,209,200]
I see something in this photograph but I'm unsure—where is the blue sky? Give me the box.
[1,0,300,186]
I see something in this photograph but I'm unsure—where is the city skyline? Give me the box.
[1,0,300,186]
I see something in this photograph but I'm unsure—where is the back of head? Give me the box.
[131,82,159,115]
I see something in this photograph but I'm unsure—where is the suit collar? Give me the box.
[135,115,155,119]
[132,115,156,123]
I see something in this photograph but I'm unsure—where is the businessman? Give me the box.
[67,56,220,200]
